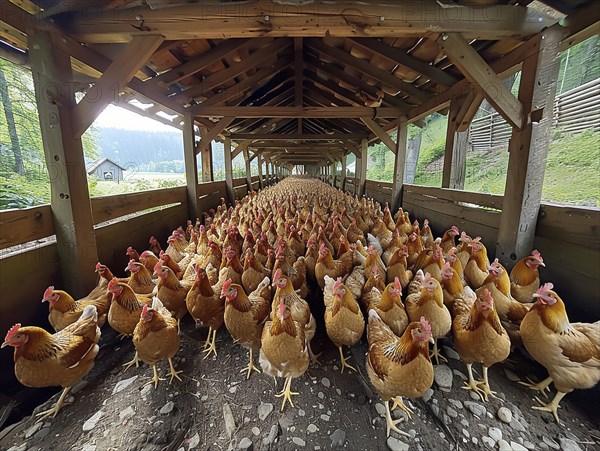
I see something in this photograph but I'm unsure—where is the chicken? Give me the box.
[386,246,413,288]
[366,312,434,437]
[220,247,244,286]
[2,305,100,422]
[273,250,309,299]
[406,232,424,268]
[259,297,309,411]
[464,237,490,289]
[242,249,271,294]
[440,261,468,310]
[360,266,386,311]
[153,261,190,321]
[133,297,182,388]
[315,242,353,289]
[519,283,600,423]
[139,250,160,274]
[510,249,545,303]
[438,225,460,254]
[323,276,365,373]
[368,277,409,337]
[345,264,366,301]
[185,266,227,358]
[453,289,510,401]
[42,285,109,331]
[405,272,452,364]
[222,277,271,379]
[125,259,156,295]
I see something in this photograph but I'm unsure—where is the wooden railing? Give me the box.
[364,180,393,205]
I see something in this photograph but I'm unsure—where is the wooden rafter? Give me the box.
[229,133,366,140]
[192,106,404,118]
[294,37,303,134]
[361,118,397,153]
[196,117,235,154]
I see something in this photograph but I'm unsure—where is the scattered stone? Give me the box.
[375,403,386,416]
[470,391,482,400]
[81,445,96,451]
[82,410,103,432]
[292,437,306,447]
[7,445,26,451]
[408,429,416,439]
[71,379,88,394]
[481,436,495,448]
[223,403,236,438]
[523,441,535,450]
[559,438,583,451]
[497,407,512,424]
[298,409,306,417]
[447,407,458,418]
[279,412,294,430]
[251,427,260,436]
[443,346,460,360]
[320,414,330,422]
[460,418,469,428]
[539,443,550,451]
[318,391,324,399]
[472,437,479,445]
[160,401,174,415]
[307,424,318,433]
[229,385,238,394]
[498,439,512,451]
[24,422,43,439]
[336,388,342,396]
[330,429,346,447]
[321,377,331,388]
[452,369,468,381]
[510,419,526,433]
[238,437,253,450]
[33,424,51,440]
[422,389,434,403]
[543,437,560,450]
[119,406,135,422]
[244,416,250,424]
[464,401,486,417]
[504,369,520,382]
[386,436,409,451]
[263,424,279,446]
[431,405,440,417]
[448,399,463,409]
[434,364,453,388]
[113,375,138,394]
[511,442,528,451]
[258,402,273,421]
[488,427,502,442]
[462,429,470,438]
[188,433,200,449]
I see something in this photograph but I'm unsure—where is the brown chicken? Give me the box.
[323,276,365,373]
[360,266,386,311]
[510,249,545,303]
[242,249,271,294]
[464,237,490,289]
[368,277,409,337]
[438,225,460,254]
[125,259,156,295]
[315,242,353,289]
[366,312,434,437]
[153,261,190,321]
[519,283,600,423]
[133,297,182,388]
[42,285,109,332]
[453,289,510,401]
[259,297,309,411]
[440,261,470,310]
[139,250,160,274]
[222,277,271,378]
[386,246,413,287]
[2,305,100,421]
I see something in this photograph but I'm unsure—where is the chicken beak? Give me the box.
[428,337,435,345]
[41,298,47,303]
[1,341,9,349]
[538,262,546,267]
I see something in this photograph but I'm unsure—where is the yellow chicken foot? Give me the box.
[518,376,553,398]
[391,396,414,419]
[168,358,183,384]
[338,346,357,374]
[430,340,447,365]
[144,364,166,389]
[122,351,139,371]
[275,376,299,411]
[462,363,485,401]
[203,327,213,349]
[307,340,321,365]
[240,349,261,380]
[384,399,408,438]
[532,391,566,423]
[203,329,218,359]
[476,366,501,402]
[35,387,71,423]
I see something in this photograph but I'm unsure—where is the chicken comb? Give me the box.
[95,262,103,271]
[531,249,543,262]
[490,258,502,270]
[199,225,205,233]
[537,282,554,296]
[43,286,55,300]
[459,231,471,242]
[153,261,164,272]
[222,278,233,293]
[319,242,326,251]
[5,323,21,342]
[424,219,429,227]
[422,272,433,284]
[141,304,150,318]
[394,277,402,291]
[126,246,134,254]
[409,233,417,241]
[442,261,452,271]
[273,268,283,282]
[149,236,157,243]
[333,277,343,292]
[451,225,460,234]
[107,277,119,290]
[482,288,494,304]
[401,245,409,255]
[419,316,432,335]
[471,237,482,245]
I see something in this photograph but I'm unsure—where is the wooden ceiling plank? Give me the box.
[229,133,365,140]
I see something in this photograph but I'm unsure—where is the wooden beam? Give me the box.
[182,113,200,219]
[232,140,251,159]
[497,29,563,267]
[229,133,366,140]
[391,121,408,210]
[456,88,485,132]
[361,118,397,153]
[437,33,524,129]
[28,29,98,297]
[243,147,253,190]
[224,137,234,204]
[357,138,368,197]
[72,35,164,138]
[257,155,264,189]
[294,37,303,134]
[201,141,213,182]
[442,99,460,188]
[192,106,404,118]
[61,1,555,43]
[341,154,347,191]
[196,117,235,154]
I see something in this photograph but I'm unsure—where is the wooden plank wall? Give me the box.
[364,180,393,206]
[0,205,54,250]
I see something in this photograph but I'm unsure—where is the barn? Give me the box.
[0,1,598,450]
[86,157,127,181]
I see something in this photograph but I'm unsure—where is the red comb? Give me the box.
[442,261,451,271]
[422,272,433,283]
[537,282,554,295]
[482,288,494,303]
[424,219,429,227]
[394,277,401,291]
[108,278,119,289]
[419,316,432,334]
[451,225,460,234]
[333,277,342,291]
[141,304,150,317]
[95,262,102,271]
[153,261,163,272]
[5,324,21,342]
[43,286,54,299]
[274,268,283,281]
[222,278,233,293]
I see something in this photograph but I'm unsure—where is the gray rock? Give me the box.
[251,427,260,436]
[559,438,583,451]
[321,377,331,388]
[82,410,103,432]
[453,369,468,381]
[320,414,330,421]
[470,391,482,400]
[81,445,96,451]
[279,412,294,430]
[7,445,27,451]
[462,428,470,438]
[113,375,138,394]
[298,408,306,417]
[188,433,200,449]
[317,391,324,399]
[482,436,496,448]
[443,346,460,360]
[434,364,453,388]
[375,403,386,416]
[511,442,528,451]
[488,427,502,442]
[523,441,535,450]
[330,429,346,447]
[510,419,526,433]
[223,403,236,438]
[422,389,434,403]
[431,405,440,416]
[386,436,410,451]
[238,437,253,450]
[504,369,520,382]
[263,424,279,445]
[258,402,273,421]
[498,439,512,451]
[292,437,306,447]
[472,437,479,445]
[307,424,318,433]
[543,437,560,450]
[229,385,238,394]
[447,407,458,418]
[448,399,463,409]
[24,422,43,439]
[119,406,135,422]
[464,401,486,417]
[497,407,512,423]
[460,418,469,428]
[160,401,174,415]
[33,425,51,440]
[539,443,550,451]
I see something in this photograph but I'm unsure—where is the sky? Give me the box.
[95,104,180,132]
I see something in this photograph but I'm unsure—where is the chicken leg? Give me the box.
[532,391,566,423]
[518,376,553,398]
[123,351,139,371]
[430,340,447,365]
[338,346,357,374]
[476,366,500,402]
[35,386,72,423]
[203,326,213,349]
[203,328,218,359]
[461,363,485,401]
[391,396,414,419]
[307,340,321,364]
[383,399,408,438]
[167,358,183,384]
[275,375,299,411]
[145,364,166,389]
[240,348,261,380]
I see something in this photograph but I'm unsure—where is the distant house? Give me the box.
[86,158,126,181]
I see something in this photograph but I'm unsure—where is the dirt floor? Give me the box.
[1,287,599,451]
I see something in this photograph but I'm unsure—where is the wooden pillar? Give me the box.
[358,139,368,197]
[183,113,199,220]
[442,100,460,188]
[341,155,347,191]
[497,30,562,267]
[265,160,270,185]
[224,137,234,204]
[243,148,252,191]
[405,132,422,184]
[29,29,98,296]
[391,121,408,211]
[257,156,264,189]
[451,130,469,190]
[201,141,213,182]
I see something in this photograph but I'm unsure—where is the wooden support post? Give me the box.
[224,137,234,204]
[257,156,264,189]
[201,142,213,182]
[441,99,468,189]
[341,155,347,191]
[265,160,270,184]
[391,122,408,211]
[405,131,422,184]
[183,113,199,220]
[243,148,252,191]
[29,29,98,297]
[497,30,562,267]
[358,139,368,197]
